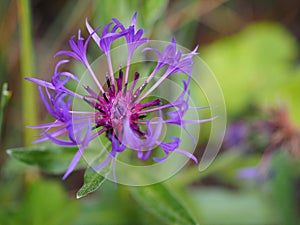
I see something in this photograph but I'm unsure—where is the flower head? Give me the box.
[27,14,213,181]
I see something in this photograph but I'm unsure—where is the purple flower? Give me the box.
[27,14,213,180]
[223,121,249,149]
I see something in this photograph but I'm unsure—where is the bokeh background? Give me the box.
[1,0,300,224]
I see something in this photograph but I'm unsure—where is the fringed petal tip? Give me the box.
[63,148,90,181]
[131,12,137,25]
[62,171,69,180]
[153,156,168,163]
[191,45,199,54]
[174,149,198,164]
[171,37,176,44]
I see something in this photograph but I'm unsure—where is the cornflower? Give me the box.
[26,13,213,180]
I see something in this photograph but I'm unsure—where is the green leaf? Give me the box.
[270,152,300,225]
[76,166,106,199]
[6,145,84,174]
[129,183,198,225]
[76,150,112,198]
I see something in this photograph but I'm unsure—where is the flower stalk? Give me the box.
[18,0,38,146]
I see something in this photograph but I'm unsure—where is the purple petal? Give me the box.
[42,130,76,146]
[111,135,126,156]
[237,166,260,179]
[85,18,101,47]
[131,12,137,26]
[25,78,55,89]
[93,155,112,171]
[63,146,83,180]
[173,149,198,163]
[38,87,56,117]
[153,137,181,162]
[54,59,70,74]
[27,120,64,129]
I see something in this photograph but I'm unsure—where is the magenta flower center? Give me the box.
[110,93,131,129]
[84,68,158,140]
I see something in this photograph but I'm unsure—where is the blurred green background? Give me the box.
[1,0,300,224]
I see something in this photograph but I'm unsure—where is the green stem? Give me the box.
[0,83,12,143]
[18,0,37,146]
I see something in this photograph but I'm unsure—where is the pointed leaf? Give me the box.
[76,167,106,199]
[6,145,84,174]
[76,151,111,198]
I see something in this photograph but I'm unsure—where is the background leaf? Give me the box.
[190,188,278,225]
[202,22,299,120]
[129,182,198,225]
[270,152,300,225]
[7,145,84,174]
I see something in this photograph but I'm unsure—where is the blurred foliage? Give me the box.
[11,179,79,225]
[92,0,168,31]
[129,182,197,225]
[191,188,278,225]
[0,159,79,225]
[202,22,300,124]
[270,152,299,225]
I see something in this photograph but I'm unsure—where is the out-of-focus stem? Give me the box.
[18,0,37,146]
[0,83,12,143]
